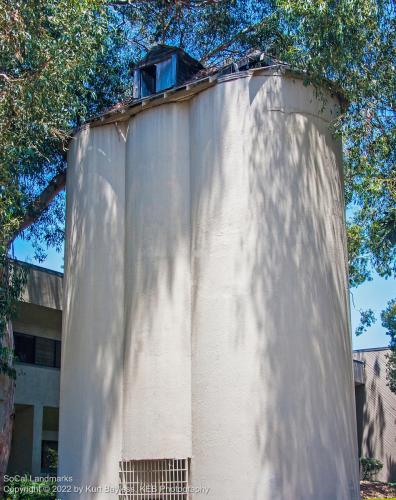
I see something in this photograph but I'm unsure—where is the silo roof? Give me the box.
[76,50,346,132]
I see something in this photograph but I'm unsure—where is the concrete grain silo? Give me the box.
[58,46,360,499]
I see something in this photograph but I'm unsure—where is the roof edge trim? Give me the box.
[69,65,346,138]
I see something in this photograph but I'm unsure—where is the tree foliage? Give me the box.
[115,0,283,64]
[0,0,129,364]
[274,0,395,283]
[0,0,127,255]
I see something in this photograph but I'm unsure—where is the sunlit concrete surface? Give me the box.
[60,70,360,499]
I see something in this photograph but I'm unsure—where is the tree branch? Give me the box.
[10,169,67,246]
[200,17,272,64]
[0,60,52,84]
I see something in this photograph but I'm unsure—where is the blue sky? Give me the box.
[12,235,394,351]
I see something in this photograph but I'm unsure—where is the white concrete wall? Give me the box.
[14,364,59,408]
[123,103,192,459]
[190,75,359,499]
[59,124,127,496]
[14,302,62,341]
[60,71,359,499]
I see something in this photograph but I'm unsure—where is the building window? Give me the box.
[55,341,61,369]
[156,56,176,92]
[135,55,177,98]
[119,458,189,499]
[41,440,58,473]
[14,332,61,368]
[14,332,35,364]
[140,65,156,97]
[36,337,56,367]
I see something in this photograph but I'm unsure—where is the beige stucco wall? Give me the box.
[123,103,192,459]
[189,75,358,499]
[59,124,126,494]
[60,70,359,499]
[355,348,396,482]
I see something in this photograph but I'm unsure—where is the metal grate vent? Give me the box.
[119,458,190,499]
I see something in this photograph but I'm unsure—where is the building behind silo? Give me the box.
[58,47,360,499]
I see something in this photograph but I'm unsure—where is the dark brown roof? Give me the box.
[134,44,203,73]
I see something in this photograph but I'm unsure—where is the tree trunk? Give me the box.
[0,321,15,494]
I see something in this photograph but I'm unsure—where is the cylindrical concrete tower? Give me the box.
[59,66,360,500]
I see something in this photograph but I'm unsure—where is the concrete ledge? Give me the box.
[14,363,60,407]
[20,264,63,311]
